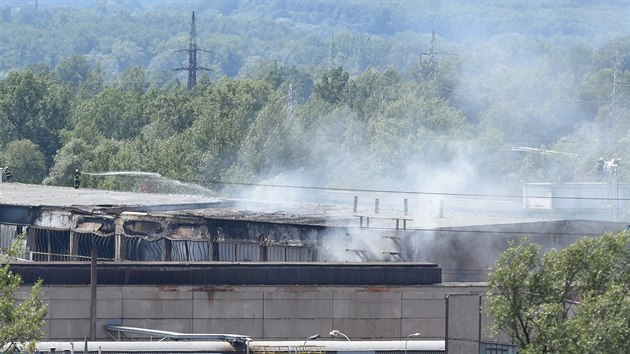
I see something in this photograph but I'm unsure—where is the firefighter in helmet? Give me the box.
[74,169,81,189]
[4,166,12,182]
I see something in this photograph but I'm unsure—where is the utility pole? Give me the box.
[174,11,212,90]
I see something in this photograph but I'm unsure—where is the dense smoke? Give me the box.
[228,3,629,269]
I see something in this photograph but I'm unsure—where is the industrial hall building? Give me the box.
[0,180,627,353]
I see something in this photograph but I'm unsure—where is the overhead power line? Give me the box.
[206,179,630,202]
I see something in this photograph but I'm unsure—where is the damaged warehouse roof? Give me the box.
[0,184,444,285]
[0,181,551,229]
[3,182,628,283]
[0,182,222,212]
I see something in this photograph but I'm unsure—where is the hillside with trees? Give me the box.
[0,0,628,199]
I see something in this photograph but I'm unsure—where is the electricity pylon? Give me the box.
[174,11,212,90]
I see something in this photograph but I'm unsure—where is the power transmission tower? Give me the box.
[604,46,630,143]
[608,47,621,129]
[283,82,296,116]
[418,30,455,80]
[174,11,212,90]
[327,31,344,69]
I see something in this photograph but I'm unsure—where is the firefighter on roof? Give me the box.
[4,166,12,182]
[74,169,81,189]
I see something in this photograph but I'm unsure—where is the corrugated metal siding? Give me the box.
[0,224,17,253]
[267,246,312,262]
[286,247,309,261]
[218,243,236,261]
[218,243,261,261]
[137,239,165,261]
[170,240,211,261]
[268,246,284,261]
[236,243,260,261]
[30,228,71,261]
[16,229,316,263]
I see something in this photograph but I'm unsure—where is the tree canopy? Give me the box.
[0,234,47,353]
[0,2,627,198]
[486,232,630,353]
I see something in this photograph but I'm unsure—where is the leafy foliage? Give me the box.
[486,232,630,353]
[1,139,47,184]
[0,70,71,166]
[314,67,349,105]
[0,265,46,353]
[43,138,95,186]
[0,234,47,353]
[0,2,627,196]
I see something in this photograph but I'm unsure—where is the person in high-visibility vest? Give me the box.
[74,169,81,189]
[4,166,12,182]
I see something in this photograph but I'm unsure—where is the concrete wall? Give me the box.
[35,284,486,341]
[445,294,480,354]
[446,294,515,353]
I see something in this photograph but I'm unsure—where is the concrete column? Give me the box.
[165,239,172,261]
[69,231,78,261]
[90,249,97,340]
[114,218,124,262]
[47,230,52,261]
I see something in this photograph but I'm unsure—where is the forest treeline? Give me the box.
[1,38,628,195]
[0,1,628,196]
[1,1,627,79]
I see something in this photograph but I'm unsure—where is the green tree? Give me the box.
[141,87,195,140]
[314,67,349,105]
[189,78,273,184]
[1,139,47,184]
[226,98,307,182]
[119,66,149,94]
[43,138,94,187]
[71,87,148,142]
[486,232,630,353]
[76,66,105,100]
[0,233,47,353]
[346,68,403,122]
[55,55,91,91]
[0,70,71,166]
